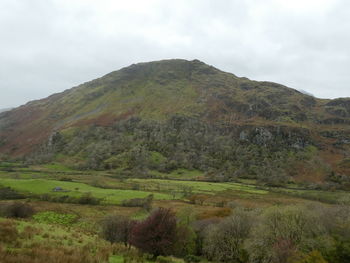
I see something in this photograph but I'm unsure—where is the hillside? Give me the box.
[0,59,349,186]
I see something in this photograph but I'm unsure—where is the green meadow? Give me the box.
[0,178,172,204]
[128,178,268,195]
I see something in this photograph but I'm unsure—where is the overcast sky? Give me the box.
[0,0,349,108]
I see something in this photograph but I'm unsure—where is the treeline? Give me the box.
[101,204,350,263]
[27,115,334,186]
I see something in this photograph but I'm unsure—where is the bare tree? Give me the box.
[203,209,253,262]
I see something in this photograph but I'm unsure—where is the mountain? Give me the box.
[0,59,349,185]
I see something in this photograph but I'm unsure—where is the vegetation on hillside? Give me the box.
[24,115,349,189]
[0,59,349,186]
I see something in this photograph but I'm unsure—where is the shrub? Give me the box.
[121,194,153,211]
[77,192,101,205]
[0,186,24,200]
[0,202,34,218]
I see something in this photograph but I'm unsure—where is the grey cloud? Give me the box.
[0,0,349,108]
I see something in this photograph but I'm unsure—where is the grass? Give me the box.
[41,163,77,172]
[128,178,268,195]
[150,169,204,180]
[0,162,21,167]
[109,255,124,263]
[0,218,104,248]
[2,163,348,205]
[270,187,350,204]
[0,218,114,262]
[0,178,173,204]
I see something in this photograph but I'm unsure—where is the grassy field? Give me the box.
[150,168,204,180]
[269,186,350,204]
[2,170,349,206]
[128,178,268,194]
[0,178,172,204]
[2,161,350,207]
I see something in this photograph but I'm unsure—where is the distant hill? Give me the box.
[0,59,349,185]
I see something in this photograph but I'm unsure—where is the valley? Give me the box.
[1,160,350,262]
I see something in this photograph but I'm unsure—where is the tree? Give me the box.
[129,208,177,256]
[101,214,134,246]
[173,207,197,257]
[246,205,325,263]
[203,209,253,262]
[192,217,221,256]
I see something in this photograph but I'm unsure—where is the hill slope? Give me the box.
[0,59,349,185]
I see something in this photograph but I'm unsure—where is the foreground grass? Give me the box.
[0,218,114,263]
[109,255,124,263]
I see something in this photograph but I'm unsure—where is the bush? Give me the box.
[0,187,24,200]
[77,192,101,205]
[121,194,153,211]
[0,202,34,218]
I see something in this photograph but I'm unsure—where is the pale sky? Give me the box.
[0,0,349,108]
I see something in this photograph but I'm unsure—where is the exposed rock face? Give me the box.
[238,126,310,148]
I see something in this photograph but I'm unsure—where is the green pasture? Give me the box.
[0,178,172,204]
[150,168,204,180]
[271,187,350,204]
[128,178,268,195]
